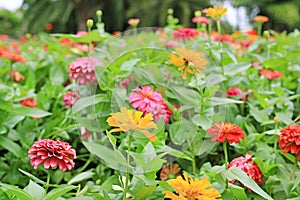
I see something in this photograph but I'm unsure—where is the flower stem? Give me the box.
[45,171,51,192]
[257,23,262,36]
[289,157,298,180]
[216,20,221,49]
[223,141,228,170]
[123,134,132,200]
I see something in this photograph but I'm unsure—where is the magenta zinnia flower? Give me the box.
[28,139,76,171]
[63,90,81,107]
[147,102,173,123]
[129,86,163,112]
[227,88,247,101]
[229,153,264,185]
[69,57,102,85]
[173,28,198,41]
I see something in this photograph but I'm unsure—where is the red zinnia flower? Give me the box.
[278,125,300,161]
[173,28,198,41]
[207,122,244,144]
[28,139,76,171]
[20,97,38,108]
[45,23,54,30]
[259,69,283,80]
[227,87,247,101]
[63,90,81,107]
[229,153,264,185]
[69,57,102,85]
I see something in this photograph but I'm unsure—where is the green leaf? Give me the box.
[72,94,109,113]
[134,184,156,200]
[107,132,117,149]
[228,167,273,200]
[191,115,212,130]
[0,135,23,158]
[42,185,77,200]
[262,58,287,69]
[19,169,46,185]
[229,184,248,200]
[224,62,251,77]
[210,97,244,106]
[120,59,140,71]
[157,145,192,161]
[67,171,95,185]
[0,183,35,200]
[49,64,65,85]
[24,180,45,200]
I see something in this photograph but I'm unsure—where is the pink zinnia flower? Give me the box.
[63,90,81,107]
[173,28,198,41]
[28,139,76,171]
[147,102,173,123]
[69,57,102,85]
[165,40,178,48]
[192,16,210,24]
[129,86,163,112]
[229,153,264,185]
[227,88,247,101]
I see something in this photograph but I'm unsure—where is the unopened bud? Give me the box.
[194,10,201,17]
[167,8,173,15]
[86,19,94,29]
[96,10,102,17]
[274,116,279,123]
[263,30,270,39]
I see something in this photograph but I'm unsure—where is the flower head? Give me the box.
[106,107,157,142]
[207,122,245,144]
[173,28,198,41]
[128,18,140,27]
[147,102,173,123]
[69,57,102,85]
[129,86,163,112]
[160,163,181,181]
[279,125,300,161]
[28,139,76,171]
[206,5,227,20]
[254,15,269,23]
[10,70,25,82]
[227,87,247,101]
[229,153,264,185]
[259,69,283,80]
[20,97,38,108]
[164,173,221,200]
[192,16,210,24]
[45,23,54,30]
[63,90,81,107]
[169,48,207,79]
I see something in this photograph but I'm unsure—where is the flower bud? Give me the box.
[167,8,173,15]
[86,19,94,29]
[263,30,270,39]
[194,10,201,17]
[96,10,102,17]
[274,116,279,123]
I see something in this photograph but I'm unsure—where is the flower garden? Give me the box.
[0,5,300,200]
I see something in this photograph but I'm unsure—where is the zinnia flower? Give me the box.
[45,23,54,30]
[20,97,38,108]
[207,122,245,144]
[10,70,25,82]
[28,139,76,171]
[253,15,269,23]
[227,88,247,101]
[259,69,283,80]
[169,48,207,79]
[128,18,140,27]
[160,163,181,181]
[164,173,221,200]
[63,90,81,107]
[69,57,102,85]
[229,153,264,185]
[206,5,227,20]
[278,125,300,161]
[129,86,163,112]
[106,107,158,142]
[147,102,172,123]
[192,16,210,24]
[173,28,198,41]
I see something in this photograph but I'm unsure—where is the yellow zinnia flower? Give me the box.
[206,5,227,20]
[106,107,157,142]
[169,48,207,79]
[164,173,221,200]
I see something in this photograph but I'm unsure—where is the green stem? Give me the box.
[289,157,298,180]
[257,23,262,36]
[123,134,132,200]
[216,20,221,49]
[77,156,92,174]
[223,141,229,188]
[45,171,51,192]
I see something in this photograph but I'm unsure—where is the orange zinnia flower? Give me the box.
[207,122,244,144]
[169,48,207,79]
[106,107,157,142]
[254,15,269,23]
[160,163,181,181]
[206,5,227,20]
[164,173,221,200]
[278,125,300,161]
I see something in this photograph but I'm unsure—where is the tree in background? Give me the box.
[0,9,22,37]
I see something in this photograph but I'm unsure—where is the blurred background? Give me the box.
[0,0,299,37]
